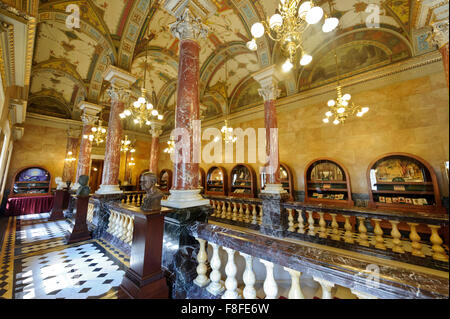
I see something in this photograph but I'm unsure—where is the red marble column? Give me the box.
[263,98,281,185]
[62,129,80,183]
[149,123,163,174]
[97,66,136,194]
[253,66,283,193]
[440,43,449,88]
[172,39,200,190]
[75,102,101,185]
[161,8,210,208]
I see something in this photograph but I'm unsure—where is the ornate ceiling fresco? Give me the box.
[27,0,445,134]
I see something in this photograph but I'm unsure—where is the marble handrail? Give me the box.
[189,221,449,299]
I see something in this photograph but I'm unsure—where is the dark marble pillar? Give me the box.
[259,192,289,238]
[118,204,171,299]
[161,206,211,299]
[66,196,91,244]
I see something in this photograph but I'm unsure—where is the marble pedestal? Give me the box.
[118,205,171,299]
[162,189,210,209]
[259,192,289,238]
[49,190,69,221]
[66,196,91,244]
[161,205,211,299]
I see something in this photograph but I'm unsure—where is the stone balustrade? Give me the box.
[283,202,449,269]
[205,195,448,270]
[188,221,449,299]
[121,191,146,206]
[105,208,134,245]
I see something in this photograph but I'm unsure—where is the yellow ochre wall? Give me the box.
[158,72,449,198]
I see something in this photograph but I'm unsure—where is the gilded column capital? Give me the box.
[78,101,102,125]
[107,85,131,103]
[169,8,209,41]
[431,20,449,48]
[149,121,164,138]
[67,127,81,138]
[258,85,281,102]
[253,65,281,102]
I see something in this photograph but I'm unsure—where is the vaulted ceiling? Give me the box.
[27,0,444,133]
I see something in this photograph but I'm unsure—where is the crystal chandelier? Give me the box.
[121,135,136,153]
[64,151,76,162]
[164,138,175,154]
[247,0,338,72]
[214,120,237,144]
[119,30,163,125]
[323,86,369,125]
[83,119,107,145]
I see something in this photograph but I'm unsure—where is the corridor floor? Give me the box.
[0,213,129,299]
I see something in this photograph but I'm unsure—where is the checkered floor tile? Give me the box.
[0,213,131,299]
[14,242,126,299]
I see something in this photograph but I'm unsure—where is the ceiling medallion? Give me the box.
[83,119,107,145]
[247,0,339,72]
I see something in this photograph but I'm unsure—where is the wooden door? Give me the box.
[89,160,104,193]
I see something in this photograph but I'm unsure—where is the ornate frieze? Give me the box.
[170,8,209,41]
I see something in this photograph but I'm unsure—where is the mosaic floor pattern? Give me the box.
[0,213,130,299]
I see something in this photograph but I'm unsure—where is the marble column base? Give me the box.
[162,189,210,209]
[96,184,123,195]
[261,184,287,194]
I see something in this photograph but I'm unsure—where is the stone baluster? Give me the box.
[307,211,315,236]
[251,204,258,224]
[372,219,386,250]
[296,209,305,234]
[407,223,424,257]
[284,267,305,299]
[343,215,354,244]
[111,212,119,237]
[126,216,134,244]
[258,205,263,225]
[330,213,340,241]
[389,221,404,254]
[238,203,244,222]
[260,259,278,299]
[428,225,449,262]
[221,201,227,219]
[194,238,210,287]
[245,204,251,223]
[357,217,370,247]
[232,202,238,221]
[318,212,327,238]
[210,201,216,217]
[287,208,296,232]
[314,277,335,299]
[206,243,225,296]
[107,211,116,234]
[222,247,240,299]
[226,202,232,220]
[240,253,256,299]
[120,215,129,242]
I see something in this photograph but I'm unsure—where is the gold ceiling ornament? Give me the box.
[121,135,136,153]
[120,28,164,126]
[323,47,369,125]
[247,0,339,72]
[83,119,107,145]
